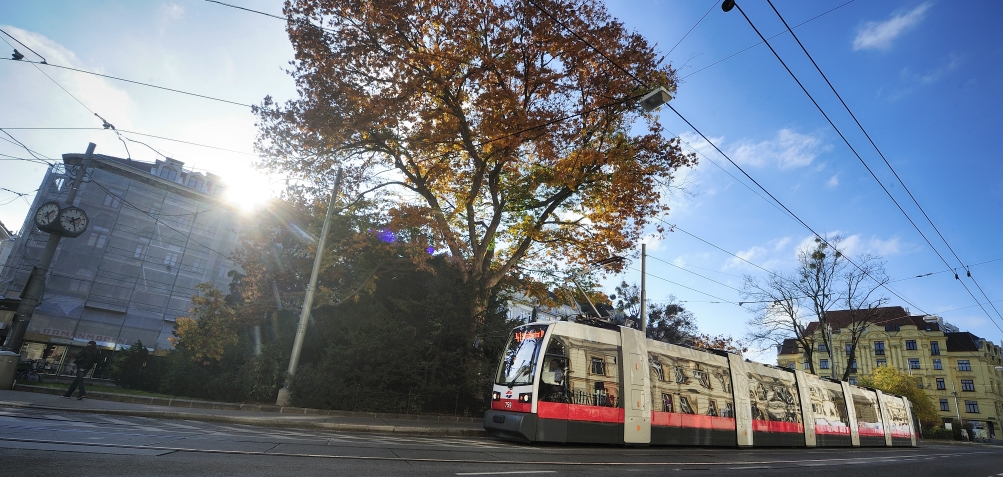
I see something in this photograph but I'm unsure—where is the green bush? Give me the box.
[110,341,159,390]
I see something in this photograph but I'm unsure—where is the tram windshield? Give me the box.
[495,325,548,387]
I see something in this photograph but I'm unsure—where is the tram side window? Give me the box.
[662,393,673,412]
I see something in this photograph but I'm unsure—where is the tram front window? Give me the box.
[496,325,548,387]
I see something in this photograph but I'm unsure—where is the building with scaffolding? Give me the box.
[0,152,242,378]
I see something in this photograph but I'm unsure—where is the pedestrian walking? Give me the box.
[63,341,99,400]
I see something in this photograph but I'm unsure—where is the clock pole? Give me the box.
[1,143,94,354]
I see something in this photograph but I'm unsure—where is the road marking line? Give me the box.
[44,414,70,421]
[456,472,556,476]
[94,416,137,426]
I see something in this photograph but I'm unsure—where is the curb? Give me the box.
[13,384,481,421]
[5,386,488,438]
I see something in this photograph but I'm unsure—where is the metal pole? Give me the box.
[640,243,646,334]
[2,143,94,352]
[275,168,343,406]
[952,380,962,425]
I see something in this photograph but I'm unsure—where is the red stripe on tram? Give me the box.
[537,402,624,423]
[650,412,736,430]
[751,420,804,434]
[857,426,886,437]
[814,424,851,435]
[491,399,531,413]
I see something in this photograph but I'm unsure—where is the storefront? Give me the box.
[18,337,117,380]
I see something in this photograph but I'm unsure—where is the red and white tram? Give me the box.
[484,320,918,447]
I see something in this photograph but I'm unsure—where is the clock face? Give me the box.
[34,202,61,228]
[58,206,89,235]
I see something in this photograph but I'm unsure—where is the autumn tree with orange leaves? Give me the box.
[255,0,695,324]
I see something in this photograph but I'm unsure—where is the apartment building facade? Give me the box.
[777,306,1003,439]
[0,152,243,377]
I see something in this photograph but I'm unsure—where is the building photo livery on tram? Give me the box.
[485,320,918,447]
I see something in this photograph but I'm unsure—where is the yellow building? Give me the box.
[777,306,1003,439]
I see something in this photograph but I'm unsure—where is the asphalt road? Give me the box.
[1,405,1001,476]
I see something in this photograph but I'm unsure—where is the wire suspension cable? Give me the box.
[762,0,1003,329]
[729,1,1000,333]
[530,0,929,316]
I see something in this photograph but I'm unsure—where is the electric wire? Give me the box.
[85,175,234,262]
[763,0,1003,332]
[628,266,738,305]
[0,58,252,108]
[729,1,1001,334]
[528,0,929,316]
[680,0,856,80]
[0,129,55,163]
[666,0,719,58]
[647,254,741,292]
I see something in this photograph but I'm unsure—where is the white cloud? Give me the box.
[730,129,828,170]
[853,3,932,51]
[794,233,902,259]
[826,174,839,189]
[724,245,767,270]
[772,236,792,252]
[160,3,185,21]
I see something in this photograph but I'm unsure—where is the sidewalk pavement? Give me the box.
[0,385,487,438]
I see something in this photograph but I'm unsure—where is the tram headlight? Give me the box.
[492,391,501,401]
[518,393,532,403]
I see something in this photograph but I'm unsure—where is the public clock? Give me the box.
[57,206,89,237]
[33,202,61,231]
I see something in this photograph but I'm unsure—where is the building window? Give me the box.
[849,377,858,385]
[818,343,828,352]
[936,378,946,390]
[804,361,811,370]
[662,393,673,413]
[930,341,940,356]
[940,399,950,411]
[965,401,979,413]
[961,380,975,392]
[874,341,885,355]
[905,340,917,350]
[102,194,121,208]
[876,359,887,367]
[86,233,108,249]
[850,359,857,372]
[908,358,920,369]
[845,343,852,355]
[134,245,145,259]
[653,363,665,382]
[590,357,606,376]
[884,324,900,332]
[933,359,942,370]
[164,245,182,268]
[958,360,971,371]
[820,359,829,369]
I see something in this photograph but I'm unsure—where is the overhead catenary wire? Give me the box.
[728,0,1002,334]
[628,266,739,305]
[528,0,930,318]
[0,58,252,108]
[647,254,742,293]
[85,175,234,262]
[680,0,856,80]
[762,0,1003,333]
[665,0,719,58]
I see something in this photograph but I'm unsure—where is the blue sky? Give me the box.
[2,1,1002,361]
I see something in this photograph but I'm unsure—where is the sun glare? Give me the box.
[225,168,275,211]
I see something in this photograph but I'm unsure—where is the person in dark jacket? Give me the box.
[63,341,99,400]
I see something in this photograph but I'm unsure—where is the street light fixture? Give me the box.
[638,87,672,112]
